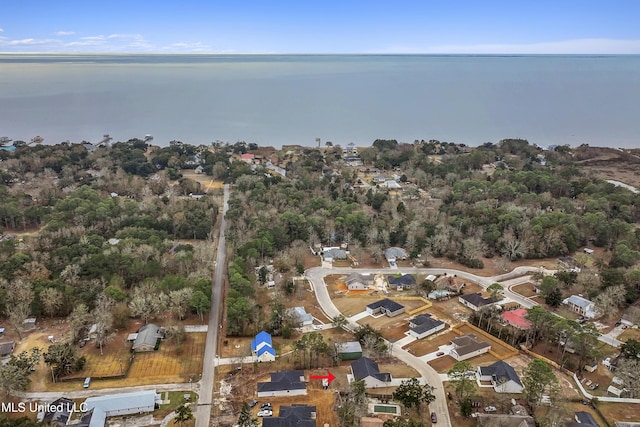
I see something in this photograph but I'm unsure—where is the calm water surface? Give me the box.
[0,54,638,147]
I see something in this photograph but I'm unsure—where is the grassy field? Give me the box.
[62,332,206,388]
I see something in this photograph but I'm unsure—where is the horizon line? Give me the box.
[2,51,640,56]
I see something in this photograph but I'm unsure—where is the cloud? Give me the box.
[161,41,212,52]
[0,28,4,33]
[424,39,640,55]
[54,31,75,36]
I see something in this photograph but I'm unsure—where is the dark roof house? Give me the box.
[458,293,499,311]
[366,299,405,317]
[262,404,317,427]
[408,314,446,339]
[387,274,416,289]
[478,360,524,393]
[450,334,491,361]
[351,357,392,388]
[257,370,307,397]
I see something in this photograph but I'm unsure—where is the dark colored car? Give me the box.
[436,351,444,356]
[431,412,437,423]
[248,400,258,408]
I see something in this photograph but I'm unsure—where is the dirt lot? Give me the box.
[179,171,224,193]
[510,282,538,298]
[216,366,338,426]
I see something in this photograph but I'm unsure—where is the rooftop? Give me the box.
[257,370,306,393]
[366,298,405,313]
[479,360,522,386]
[351,357,391,382]
[501,308,532,329]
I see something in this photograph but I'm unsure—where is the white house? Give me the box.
[287,307,313,327]
[350,357,392,388]
[563,295,598,318]
[257,370,307,397]
[458,293,499,312]
[251,331,276,362]
[450,335,491,361]
[408,314,446,339]
[366,299,405,317]
[477,361,524,393]
[345,272,373,290]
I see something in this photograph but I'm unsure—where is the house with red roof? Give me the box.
[501,308,532,330]
[240,153,255,163]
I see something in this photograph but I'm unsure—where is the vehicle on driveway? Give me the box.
[436,351,444,356]
[257,409,272,417]
[248,400,258,408]
[431,412,437,423]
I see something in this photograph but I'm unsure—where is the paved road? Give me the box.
[304,265,554,427]
[305,266,498,427]
[196,184,230,427]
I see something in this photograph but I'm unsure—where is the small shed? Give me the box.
[0,341,16,358]
[336,342,363,360]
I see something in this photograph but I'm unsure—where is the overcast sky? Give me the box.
[2,0,640,54]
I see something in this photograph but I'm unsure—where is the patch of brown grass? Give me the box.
[404,331,459,356]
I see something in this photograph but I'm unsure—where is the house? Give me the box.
[0,341,16,358]
[477,361,524,393]
[336,342,363,361]
[82,390,159,427]
[263,404,317,427]
[240,153,255,163]
[425,274,437,282]
[350,357,392,388]
[322,247,347,263]
[459,293,499,311]
[620,306,640,327]
[584,248,595,255]
[408,314,446,339]
[366,299,405,317]
[287,307,313,327]
[450,334,491,361]
[39,398,75,426]
[387,274,416,290]
[384,247,408,263]
[563,295,598,318]
[501,308,532,330]
[131,324,163,352]
[257,370,306,397]
[380,180,402,189]
[345,272,374,290]
[251,331,276,362]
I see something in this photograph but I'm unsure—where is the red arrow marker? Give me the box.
[309,371,336,385]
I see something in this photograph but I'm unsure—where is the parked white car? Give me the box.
[257,409,273,417]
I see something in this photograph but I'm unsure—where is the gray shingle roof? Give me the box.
[410,315,444,335]
[575,411,600,426]
[460,293,498,308]
[479,361,522,386]
[257,370,306,393]
[132,324,162,350]
[262,405,317,427]
[351,357,391,382]
[388,274,416,286]
[367,298,404,313]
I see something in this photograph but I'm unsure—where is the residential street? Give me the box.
[195,183,229,427]
[304,265,556,427]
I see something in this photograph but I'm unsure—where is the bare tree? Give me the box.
[93,295,115,355]
[2,278,34,340]
[67,303,90,342]
[129,280,162,324]
[169,288,194,321]
[40,287,64,318]
[594,285,627,318]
